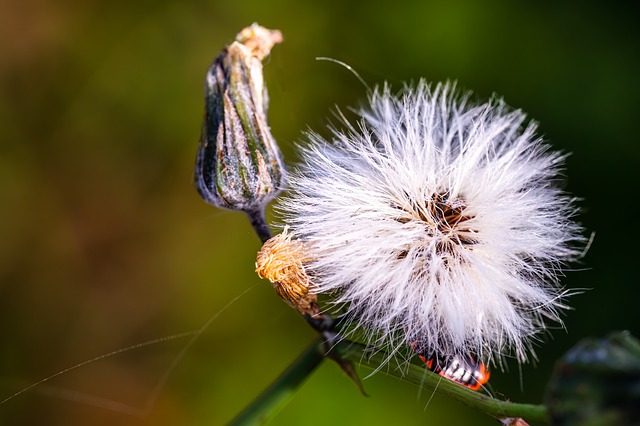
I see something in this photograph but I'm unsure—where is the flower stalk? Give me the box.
[230,337,549,425]
[334,340,548,423]
[228,337,326,426]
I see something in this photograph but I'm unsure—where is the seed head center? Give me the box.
[396,192,477,255]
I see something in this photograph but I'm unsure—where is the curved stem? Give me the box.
[245,207,272,243]
[228,337,325,426]
[230,337,549,425]
[333,340,549,423]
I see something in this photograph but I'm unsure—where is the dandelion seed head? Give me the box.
[278,80,584,364]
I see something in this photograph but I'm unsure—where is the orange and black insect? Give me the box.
[418,353,490,391]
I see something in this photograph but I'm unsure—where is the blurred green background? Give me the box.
[1,0,638,424]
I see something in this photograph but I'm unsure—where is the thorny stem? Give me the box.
[230,337,549,425]
[228,337,326,426]
[246,207,272,243]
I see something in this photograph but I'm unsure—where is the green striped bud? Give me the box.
[195,24,286,212]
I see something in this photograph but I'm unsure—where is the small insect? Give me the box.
[418,353,490,391]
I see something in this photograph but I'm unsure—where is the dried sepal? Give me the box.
[256,229,318,316]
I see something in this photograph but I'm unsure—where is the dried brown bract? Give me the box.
[256,229,318,316]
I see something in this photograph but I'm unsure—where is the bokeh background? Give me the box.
[1,0,639,425]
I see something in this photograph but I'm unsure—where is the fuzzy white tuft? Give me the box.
[279,81,584,364]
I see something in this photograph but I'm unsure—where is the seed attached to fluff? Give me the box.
[279,81,585,365]
[256,229,319,316]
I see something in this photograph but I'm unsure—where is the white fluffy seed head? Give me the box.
[278,80,584,365]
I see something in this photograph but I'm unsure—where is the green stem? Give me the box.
[228,337,325,426]
[230,337,548,425]
[333,340,549,423]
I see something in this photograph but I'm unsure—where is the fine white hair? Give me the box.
[279,80,584,365]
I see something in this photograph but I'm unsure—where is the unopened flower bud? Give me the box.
[195,24,286,212]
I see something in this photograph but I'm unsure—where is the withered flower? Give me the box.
[256,228,318,316]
